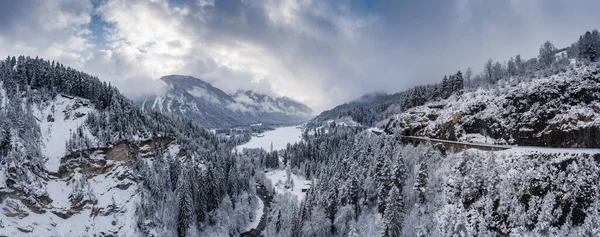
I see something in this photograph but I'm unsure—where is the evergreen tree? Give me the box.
[276,210,282,233]
[507,57,517,76]
[383,186,404,237]
[453,71,464,93]
[484,59,494,84]
[349,176,360,216]
[578,30,600,62]
[441,75,450,99]
[177,175,194,237]
[413,163,428,204]
[538,41,557,68]
[205,168,220,213]
[464,67,472,89]
[376,154,392,214]
[348,223,360,237]
[392,161,406,192]
[492,62,505,83]
[515,54,525,75]
[567,42,580,59]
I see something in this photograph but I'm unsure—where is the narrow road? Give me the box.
[403,136,510,151]
[240,183,273,237]
[403,136,600,154]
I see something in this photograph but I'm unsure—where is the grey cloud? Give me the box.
[84,49,169,99]
[180,56,277,94]
[2,0,600,112]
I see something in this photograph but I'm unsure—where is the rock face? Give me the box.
[383,66,600,148]
[139,75,312,128]
[1,136,184,236]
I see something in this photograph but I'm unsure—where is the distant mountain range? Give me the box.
[138,75,313,128]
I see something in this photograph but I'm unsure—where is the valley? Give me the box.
[4,52,600,236]
[2,5,600,235]
[236,125,310,236]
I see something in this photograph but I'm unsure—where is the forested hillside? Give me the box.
[256,126,600,236]
[0,56,263,236]
[383,65,600,148]
[244,29,600,237]
[307,93,403,129]
[312,30,600,134]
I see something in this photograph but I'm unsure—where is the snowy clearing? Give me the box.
[265,169,311,202]
[235,126,302,151]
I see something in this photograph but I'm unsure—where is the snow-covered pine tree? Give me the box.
[376,153,392,214]
[578,30,600,62]
[538,41,557,68]
[441,75,450,99]
[383,186,404,237]
[453,71,464,93]
[349,175,360,216]
[413,163,428,204]
[177,174,194,237]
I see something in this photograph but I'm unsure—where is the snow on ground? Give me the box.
[33,95,94,172]
[412,136,600,154]
[265,169,311,202]
[384,66,600,147]
[241,198,264,232]
[367,127,383,134]
[0,164,140,236]
[45,180,71,209]
[236,126,302,151]
[308,118,362,135]
[167,144,181,157]
[459,133,502,145]
[327,118,361,127]
[506,146,600,154]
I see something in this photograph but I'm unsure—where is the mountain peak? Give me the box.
[160,75,211,88]
[140,76,313,127]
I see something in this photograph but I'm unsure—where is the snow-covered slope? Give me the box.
[33,95,94,172]
[0,92,186,236]
[382,65,600,148]
[2,138,185,236]
[139,75,312,128]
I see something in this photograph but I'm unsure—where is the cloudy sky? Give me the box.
[0,0,598,112]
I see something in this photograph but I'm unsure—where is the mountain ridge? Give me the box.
[139,75,313,128]
[307,91,403,129]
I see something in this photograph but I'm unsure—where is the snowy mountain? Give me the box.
[139,75,312,128]
[0,56,263,236]
[382,65,600,148]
